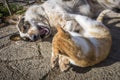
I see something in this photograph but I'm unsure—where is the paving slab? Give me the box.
[0,11,120,80]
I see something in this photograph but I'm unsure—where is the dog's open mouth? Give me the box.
[38,26,51,39]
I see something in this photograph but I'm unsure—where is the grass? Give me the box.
[0,2,26,17]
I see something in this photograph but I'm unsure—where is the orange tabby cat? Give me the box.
[51,14,112,72]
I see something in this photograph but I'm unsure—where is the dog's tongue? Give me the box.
[39,29,46,35]
[39,27,49,36]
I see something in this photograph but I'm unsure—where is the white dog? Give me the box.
[16,0,120,41]
[16,0,94,41]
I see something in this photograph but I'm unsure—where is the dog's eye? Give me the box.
[23,25,30,30]
[23,24,30,33]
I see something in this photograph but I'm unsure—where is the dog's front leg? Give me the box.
[64,19,82,32]
[63,14,81,32]
[64,21,73,31]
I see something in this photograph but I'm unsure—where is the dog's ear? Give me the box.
[17,16,31,33]
[17,16,25,32]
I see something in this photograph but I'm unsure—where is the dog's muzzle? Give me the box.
[38,25,51,39]
[20,26,51,42]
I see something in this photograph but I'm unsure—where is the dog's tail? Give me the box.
[97,9,111,22]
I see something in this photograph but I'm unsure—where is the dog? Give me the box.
[16,0,120,41]
[51,14,112,72]
[16,0,94,41]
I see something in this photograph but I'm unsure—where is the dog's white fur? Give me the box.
[24,0,92,28]
[17,0,93,41]
[17,0,120,41]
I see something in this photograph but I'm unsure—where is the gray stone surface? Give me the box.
[0,11,120,80]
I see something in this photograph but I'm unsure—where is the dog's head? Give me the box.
[16,5,52,41]
[16,15,51,41]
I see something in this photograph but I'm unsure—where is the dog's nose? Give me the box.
[33,35,37,40]
[31,35,38,41]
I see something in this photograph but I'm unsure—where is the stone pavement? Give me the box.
[0,11,120,80]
